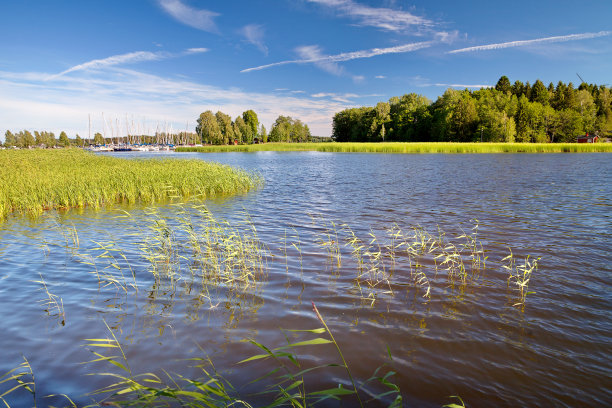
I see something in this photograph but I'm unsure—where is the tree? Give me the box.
[389,93,431,141]
[515,96,547,142]
[94,132,105,145]
[35,131,44,146]
[215,111,234,145]
[269,116,292,142]
[242,110,259,142]
[196,111,222,144]
[531,80,549,105]
[75,134,83,147]
[450,91,478,141]
[563,82,577,110]
[234,116,249,144]
[269,116,311,142]
[4,130,16,147]
[511,80,525,97]
[22,130,35,148]
[575,89,597,134]
[495,76,511,94]
[259,124,267,143]
[555,109,583,142]
[332,107,375,142]
[371,102,390,141]
[59,131,70,147]
[232,121,243,144]
[551,81,567,110]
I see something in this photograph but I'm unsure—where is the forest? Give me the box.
[332,76,612,143]
[196,110,311,145]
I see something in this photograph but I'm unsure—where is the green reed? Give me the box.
[177,142,612,154]
[0,357,36,407]
[33,273,65,326]
[502,249,539,308]
[0,149,259,220]
[0,208,546,407]
[76,305,401,407]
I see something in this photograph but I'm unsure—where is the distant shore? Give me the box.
[176,142,612,154]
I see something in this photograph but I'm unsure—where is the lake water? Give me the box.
[0,152,610,407]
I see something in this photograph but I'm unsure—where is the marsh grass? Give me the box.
[177,142,612,154]
[80,306,401,408]
[0,149,259,220]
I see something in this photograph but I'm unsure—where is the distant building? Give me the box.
[577,133,598,143]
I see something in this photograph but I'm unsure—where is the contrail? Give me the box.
[448,31,612,54]
[49,48,208,79]
[242,41,432,73]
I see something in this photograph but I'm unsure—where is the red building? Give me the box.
[577,133,598,143]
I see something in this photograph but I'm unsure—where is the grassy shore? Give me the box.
[0,149,258,219]
[177,142,612,154]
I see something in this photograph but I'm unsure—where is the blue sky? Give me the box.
[1,0,611,138]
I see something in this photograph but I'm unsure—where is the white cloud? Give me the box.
[158,0,220,33]
[448,31,612,54]
[185,48,209,54]
[51,48,208,79]
[433,83,491,89]
[296,45,344,76]
[241,41,432,73]
[306,0,432,32]
[241,24,268,55]
[0,68,348,137]
[311,92,359,102]
[375,75,386,79]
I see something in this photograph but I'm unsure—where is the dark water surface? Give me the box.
[1,152,610,407]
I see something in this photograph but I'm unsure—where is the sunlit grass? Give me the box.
[0,149,259,220]
[176,142,612,154]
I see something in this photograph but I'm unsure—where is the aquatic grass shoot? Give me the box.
[34,273,65,326]
[0,357,36,408]
[81,306,401,407]
[503,249,539,308]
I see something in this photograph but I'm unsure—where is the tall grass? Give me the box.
[0,149,259,220]
[177,142,612,154]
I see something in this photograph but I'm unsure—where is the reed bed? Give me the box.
[177,142,612,154]
[0,149,259,219]
[0,207,540,407]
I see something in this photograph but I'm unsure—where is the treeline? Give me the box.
[3,130,201,148]
[196,109,311,144]
[90,132,199,146]
[4,130,79,148]
[333,76,612,143]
